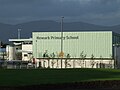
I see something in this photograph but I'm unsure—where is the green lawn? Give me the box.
[0,68,120,86]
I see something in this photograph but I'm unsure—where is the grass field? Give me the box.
[0,68,120,86]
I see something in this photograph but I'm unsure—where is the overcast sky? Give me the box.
[0,0,120,26]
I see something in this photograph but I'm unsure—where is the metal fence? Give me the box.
[0,60,35,69]
[0,58,115,69]
[37,58,114,69]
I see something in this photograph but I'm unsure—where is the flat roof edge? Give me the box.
[9,39,32,42]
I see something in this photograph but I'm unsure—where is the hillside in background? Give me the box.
[0,20,120,43]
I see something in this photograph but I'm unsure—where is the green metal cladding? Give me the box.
[33,31,114,58]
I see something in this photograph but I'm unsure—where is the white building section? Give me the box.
[9,38,32,61]
[22,42,32,61]
[6,45,15,60]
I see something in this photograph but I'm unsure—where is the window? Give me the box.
[16,48,19,50]
[24,54,28,57]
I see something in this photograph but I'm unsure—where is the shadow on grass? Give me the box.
[0,68,120,88]
[1,80,120,90]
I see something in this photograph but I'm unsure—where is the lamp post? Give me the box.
[18,29,21,39]
[61,16,64,68]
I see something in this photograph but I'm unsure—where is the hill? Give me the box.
[0,20,120,43]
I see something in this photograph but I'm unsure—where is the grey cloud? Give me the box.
[0,0,52,5]
[0,0,120,25]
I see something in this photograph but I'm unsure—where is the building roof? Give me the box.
[9,38,32,42]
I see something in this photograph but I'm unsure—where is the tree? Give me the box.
[56,52,59,68]
[99,55,103,68]
[90,54,95,68]
[80,51,87,68]
[51,52,56,68]
[43,50,49,58]
[65,54,71,68]
[109,54,113,68]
